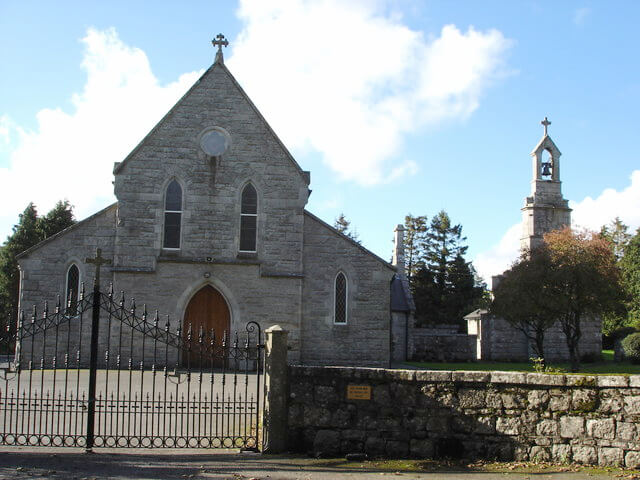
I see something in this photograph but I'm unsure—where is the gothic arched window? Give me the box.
[163,180,182,249]
[334,272,347,324]
[66,264,80,315]
[239,184,257,252]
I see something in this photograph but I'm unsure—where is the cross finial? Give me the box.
[86,248,112,288]
[212,33,229,64]
[541,117,551,136]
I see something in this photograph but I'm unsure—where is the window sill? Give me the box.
[237,251,257,259]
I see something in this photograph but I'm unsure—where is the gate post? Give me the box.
[85,278,101,452]
[262,325,288,453]
[85,248,111,452]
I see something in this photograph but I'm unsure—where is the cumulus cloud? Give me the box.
[228,0,510,185]
[473,169,640,285]
[473,222,521,288]
[0,28,201,233]
[570,170,640,231]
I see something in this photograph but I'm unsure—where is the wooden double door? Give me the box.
[183,285,231,366]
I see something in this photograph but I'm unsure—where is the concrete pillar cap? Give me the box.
[265,325,288,333]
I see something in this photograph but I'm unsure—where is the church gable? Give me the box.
[112,58,311,272]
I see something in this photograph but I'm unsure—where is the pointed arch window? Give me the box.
[164,180,182,249]
[240,184,257,252]
[66,264,80,315]
[334,272,347,324]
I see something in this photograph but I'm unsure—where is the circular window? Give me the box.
[200,128,231,156]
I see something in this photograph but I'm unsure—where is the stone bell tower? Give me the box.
[520,117,571,251]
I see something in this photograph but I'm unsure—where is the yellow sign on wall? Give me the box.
[347,384,372,400]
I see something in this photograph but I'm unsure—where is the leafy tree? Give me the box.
[620,227,640,327]
[491,248,558,362]
[544,227,624,372]
[333,213,360,243]
[403,214,428,281]
[0,202,75,323]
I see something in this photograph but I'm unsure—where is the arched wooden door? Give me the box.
[183,285,231,366]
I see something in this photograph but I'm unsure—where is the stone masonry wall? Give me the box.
[287,366,640,467]
[409,328,476,362]
[483,316,602,363]
[300,212,395,367]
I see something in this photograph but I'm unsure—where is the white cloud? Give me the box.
[228,0,510,185]
[473,222,520,287]
[0,28,201,234]
[473,169,640,285]
[570,170,640,232]
[573,7,591,26]
[0,115,10,147]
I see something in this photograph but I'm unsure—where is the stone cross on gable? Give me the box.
[212,33,229,63]
[85,248,112,287]
[212,33,229,52]
[541,117,551,136]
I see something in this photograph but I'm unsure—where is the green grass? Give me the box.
[405,350,640,375]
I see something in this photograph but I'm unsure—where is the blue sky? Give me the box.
[1,1,640,284]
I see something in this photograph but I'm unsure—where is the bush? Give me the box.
[621,333,640,364]
[603,326,637,350]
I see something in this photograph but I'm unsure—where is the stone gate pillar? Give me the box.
[262,325,289,453]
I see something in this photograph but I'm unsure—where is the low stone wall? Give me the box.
[286,366,640,467]
[409,328,476,362]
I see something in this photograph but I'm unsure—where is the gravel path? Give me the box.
[0,447,623,480]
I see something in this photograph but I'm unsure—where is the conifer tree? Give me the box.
[0,202,76,323]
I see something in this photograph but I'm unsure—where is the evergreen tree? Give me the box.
[600,217,631,261]
[39,200,75,239]
[403,214,428,282]
[333,213,360,243]
[424,210,468,292]
[599,218,632,336]
[406,210,484,327]
[0,202,76,323]
[0,204,41,322]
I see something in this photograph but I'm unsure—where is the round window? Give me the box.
[200,128,231,156]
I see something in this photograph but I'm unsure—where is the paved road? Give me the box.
[0,448,624,480]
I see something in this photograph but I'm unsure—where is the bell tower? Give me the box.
[520,117,571,251]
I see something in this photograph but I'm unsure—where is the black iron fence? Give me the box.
[0,283,264,450]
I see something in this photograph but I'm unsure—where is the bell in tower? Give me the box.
[520,117,572,251]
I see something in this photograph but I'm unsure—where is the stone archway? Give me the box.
[183,285,231,366]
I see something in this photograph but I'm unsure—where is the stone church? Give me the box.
[16,38,407,367]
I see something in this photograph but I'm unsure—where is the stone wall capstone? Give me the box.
[287,366,640,467]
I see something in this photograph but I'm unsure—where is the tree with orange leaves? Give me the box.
[543,227,624,371]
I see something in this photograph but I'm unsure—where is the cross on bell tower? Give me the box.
[520,117,571,251]
[541,117,551,136]
[212,33,229,64]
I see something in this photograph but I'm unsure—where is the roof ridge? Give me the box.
[16,203,117,260]
[303,210,395,271]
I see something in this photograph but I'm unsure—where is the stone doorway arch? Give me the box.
[183,285,231,366]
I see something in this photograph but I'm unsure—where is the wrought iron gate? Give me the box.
[0,278,264,450]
